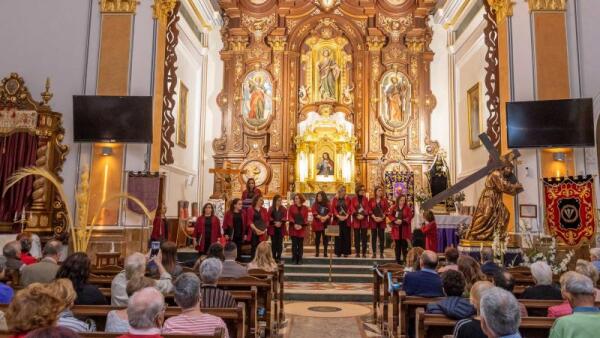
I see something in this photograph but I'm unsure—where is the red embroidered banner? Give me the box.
[543,175,596,246]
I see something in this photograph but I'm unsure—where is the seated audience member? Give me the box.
[403,250,444,297]
[0,257,14,304]
[221,242,248,278]
[247,241,278,272]
[438,247,459,273]
[426,270,475,319]
[50,279,95,332]
[590,248,600,272]
[480,287,523,338]
[453,281,494,338]
[549,272,600,338]
[6,283,64,337]
[575,259,600,301]
[163,273,230,337]
[56,252,106,305]
[480,247,500,276]
[457,255,487,294]
[520,261,562,316]
[199,258,237,308]
[25,326,81,338]
[106,276,156,333]
[404,247,424,272]
[112,252,173,306]
[207,243,226,261]
[119,287,165,338]
[16,233,36,265]
[20,239,62,286]
[148,241,183,279]
[548,272,575,319]
[3,240,23,271]
[493,270,528,317]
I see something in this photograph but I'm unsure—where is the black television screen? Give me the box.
[73,95,153,143]
[506,98,594,148]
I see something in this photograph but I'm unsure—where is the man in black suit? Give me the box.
[403,250,444,297]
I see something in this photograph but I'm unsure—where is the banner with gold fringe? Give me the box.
[543,175,596,246]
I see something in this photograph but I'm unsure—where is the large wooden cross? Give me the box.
[421,133,521,210]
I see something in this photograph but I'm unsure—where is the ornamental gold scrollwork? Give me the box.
[152,0,177,25]
[486,0,514,22]
[528,0,566,11]
[100,0,139,13]
[241,13,277,41]
[378,14,413,42]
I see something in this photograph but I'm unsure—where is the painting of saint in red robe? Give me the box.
[242,70,273,127]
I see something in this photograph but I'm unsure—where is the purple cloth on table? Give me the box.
[127,175,160,214]
[437,228,458,253]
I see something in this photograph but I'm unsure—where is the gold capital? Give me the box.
[268,36,287,52]
[528,0,567,11]
[99,0,139,13]
[366,36,386,52]
[487,0,514,23]
[153,0,178,25]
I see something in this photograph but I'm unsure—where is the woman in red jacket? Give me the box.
[222,198,247,261]
[351,184,370,258]
[421,210,438,252]
[387,195,413,264]
[369,186,389,259]
[246,195,269,259]
[241,178,262,210]
[331,186,352,257]
[268,195,287,262]
[288,193,309,265]
[193,203,221,254]
[311,191,331,257]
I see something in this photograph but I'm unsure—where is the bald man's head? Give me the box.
[127,287,164,329]
[420,250,439,270]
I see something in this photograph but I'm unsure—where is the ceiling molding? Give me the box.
[434,0,474,29]
[184,0,222,31]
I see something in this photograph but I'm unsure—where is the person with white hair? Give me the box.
[199,258,236,308]
[118,287,165,338]
[163,273,229,337]
[549,272,600,338]
[480,287,522,338]
[520,261,561,316]
[111,252,173,306]
[589,248,600,272]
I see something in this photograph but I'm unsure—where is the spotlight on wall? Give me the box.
[553,152,566,162]
[101,147,113,156]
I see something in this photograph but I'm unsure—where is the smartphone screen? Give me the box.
[150,241,160,258]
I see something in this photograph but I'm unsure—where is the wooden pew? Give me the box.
[396,292,443,338]
[78,330,222,338]
[372,263,404,327]
[415,308,555,338]
[0,304,245,338]
[248,267,283,333]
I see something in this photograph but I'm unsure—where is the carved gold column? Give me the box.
[365,35,385,192]
[487,0,515,230]
[150,0,178,170]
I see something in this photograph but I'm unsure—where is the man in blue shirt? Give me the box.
[0,256,14,304]
[402,250,444,297]
[480,287,522,338]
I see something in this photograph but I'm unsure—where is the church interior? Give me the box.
[1,0,600,337]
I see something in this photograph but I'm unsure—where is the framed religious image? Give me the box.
[520,204,537,218]
[379,71,412,129]
[241,70,273,129]
[177,82,188,147]
[467,83,482,149]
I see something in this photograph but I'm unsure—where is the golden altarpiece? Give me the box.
[212,0,440,197]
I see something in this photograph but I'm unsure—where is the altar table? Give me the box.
[435,215,472,253]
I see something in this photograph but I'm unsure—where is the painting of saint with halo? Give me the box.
[242,70,273,127]
[316,152,335,176]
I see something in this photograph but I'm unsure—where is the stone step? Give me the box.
[283,282,372,302]
[285,272,373,283]
[281,255,394,266]
[284,264,372,275]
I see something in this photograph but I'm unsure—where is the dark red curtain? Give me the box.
[0,132,38,224]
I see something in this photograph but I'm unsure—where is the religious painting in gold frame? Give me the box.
[467,83,482,149]
[379,71,412,130]
[177,82,188,148]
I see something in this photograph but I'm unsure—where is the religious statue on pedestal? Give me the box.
[318,48,340,101]
[465,154,523,241]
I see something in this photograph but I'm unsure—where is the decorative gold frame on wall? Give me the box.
[177,81,188,148]
[467,82,482,149]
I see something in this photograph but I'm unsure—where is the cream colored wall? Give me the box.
[429,22,451,172]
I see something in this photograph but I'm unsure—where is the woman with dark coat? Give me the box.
[369,186,389,259]
[222,198,247,261]
[246,195,269,259]
[331,186,352,257]
[387,195,413,264]
[193,203,222,255]
[268,195,287,261]
[56,252,107,305]
[287,194,309,265]
[311,191,331,258]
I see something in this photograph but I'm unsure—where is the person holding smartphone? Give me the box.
[193,203,221,255]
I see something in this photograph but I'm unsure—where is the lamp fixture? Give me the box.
[101,147,113,156]
[553,152,566,162]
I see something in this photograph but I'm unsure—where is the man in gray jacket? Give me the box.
[221,242,247,278]
[20,240,63,286]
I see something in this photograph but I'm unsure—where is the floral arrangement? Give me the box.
[491,227,510,265]
[414,189,431,207]
[520,221,575,274]
[452,191,466,203]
